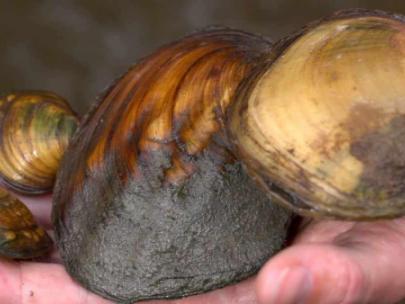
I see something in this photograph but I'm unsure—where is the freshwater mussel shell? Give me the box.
[52,29,292,303]
[0,91,79,194]
[229,9,405,220]
[0,187,52,259]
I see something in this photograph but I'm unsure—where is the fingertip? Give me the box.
[256,265,312,304]
[255,244,365,304]
[256,246,314,304]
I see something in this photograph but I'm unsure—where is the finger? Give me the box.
[0,259,111,304]
[256,219,405,304]
[141,278,257,304]
[256,244,366,304]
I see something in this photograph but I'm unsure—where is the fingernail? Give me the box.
[266,266,312,304]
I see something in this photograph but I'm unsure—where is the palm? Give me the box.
[1,195,404,304]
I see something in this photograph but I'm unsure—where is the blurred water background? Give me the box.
[1,0,405,114]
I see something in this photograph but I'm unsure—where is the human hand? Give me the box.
[2,194,405,304]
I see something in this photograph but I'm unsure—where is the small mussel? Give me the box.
[0,187,52,259]
[0,91,79,194]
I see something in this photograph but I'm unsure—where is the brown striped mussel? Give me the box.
[53,29,292,302]
[0,187,52,259]
[1,7,405,304]
[0,91,79,194]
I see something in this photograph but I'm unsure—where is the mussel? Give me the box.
[229,9,405,219]
[0,187,52,259]
[52,29,292,303]
[0,91,79,194]
[1,7,405,304]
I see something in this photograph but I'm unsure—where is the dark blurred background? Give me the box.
[1,0,405,114]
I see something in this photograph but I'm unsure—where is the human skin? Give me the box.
[1,193,405,304]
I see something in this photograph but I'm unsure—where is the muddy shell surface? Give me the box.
[56,153,290,302]
[52,29,291,303]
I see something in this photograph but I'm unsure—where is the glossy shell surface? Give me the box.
[229,11,405,219]
[0,91,79,194]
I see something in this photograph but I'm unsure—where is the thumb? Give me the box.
[256,235,405,304]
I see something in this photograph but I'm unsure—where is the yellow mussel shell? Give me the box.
[230,12,405,219]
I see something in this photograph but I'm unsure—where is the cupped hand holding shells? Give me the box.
[3,8,405,304]
[1,193,405,304]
